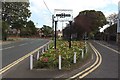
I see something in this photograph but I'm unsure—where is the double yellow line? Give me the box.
[0,41,51,75]
[68,43,102,79]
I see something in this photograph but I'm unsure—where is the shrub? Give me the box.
[34,40,86,69]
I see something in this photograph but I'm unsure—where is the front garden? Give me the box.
[34,40,90,70]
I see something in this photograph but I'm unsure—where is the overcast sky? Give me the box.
[29,0,119,31]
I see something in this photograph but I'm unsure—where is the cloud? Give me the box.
[29,0,119,28]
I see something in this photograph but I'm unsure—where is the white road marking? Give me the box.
[0,46,15,51]
[0,41,51,75]
[18,43,27,46]
[30,42,34,44]
[0,43,28,50]
[94,41,119,54]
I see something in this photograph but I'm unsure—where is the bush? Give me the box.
[2,21,9,41]
[34,40,86,69]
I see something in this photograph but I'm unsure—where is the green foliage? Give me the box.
[63,10,107,39]
[2,21,9,41]
[34,40,87,69]
[41,25,53,37]
[78,10,107,34]
[2,2,31,29]
[26,20,37,35]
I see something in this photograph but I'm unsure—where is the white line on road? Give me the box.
[18,43,27,46]
[94,41,119,54]
[30,42,33,44]
[0,41,51,75]
[0,43,28,50]
[0,46,15,51]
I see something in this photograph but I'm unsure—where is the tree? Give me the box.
[41,25,53,37]
[19,20,37,37]
[75,10,107,33]
[63,10,107,40]
[26,20,37,36]
[2,21,9,41]
[2,2,31,29]
[107,13,118,24]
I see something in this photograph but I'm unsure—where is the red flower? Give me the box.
[42,57,48,62]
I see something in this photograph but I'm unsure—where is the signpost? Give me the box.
[53,9,73,49]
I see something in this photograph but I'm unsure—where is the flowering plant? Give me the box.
[34,40,86,69]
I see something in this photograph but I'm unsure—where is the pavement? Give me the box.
[0,38,23,45]
[1,40,119,79]
[95,40,118,51]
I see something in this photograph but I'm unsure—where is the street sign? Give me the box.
[53,9,73,49]
[54,9,73,22]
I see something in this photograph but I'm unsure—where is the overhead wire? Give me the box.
[43,0,53,15]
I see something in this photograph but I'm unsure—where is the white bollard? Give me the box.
[30,55,33,70]
[74,52,77,63]
[37,51,40,60]
[82,49,84,59]
[59,55,61,70]
[42,48,44,53]
[80,49,84,59]
[45,46,47,51]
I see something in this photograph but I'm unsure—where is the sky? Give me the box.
[28,0,119,31]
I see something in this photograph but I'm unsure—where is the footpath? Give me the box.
[0,38,23,45]
[95,40,118,52]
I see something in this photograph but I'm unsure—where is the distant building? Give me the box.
[57,30,62,38]
[37,28,44,37]
[103,24,117,41]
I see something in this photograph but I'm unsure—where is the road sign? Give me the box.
[54,9,73,22]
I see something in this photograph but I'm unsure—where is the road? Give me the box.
[1,38,49,67]
[1,40,119,79]
[85,40,119,78]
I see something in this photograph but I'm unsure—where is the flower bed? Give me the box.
[34,40,88,69]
